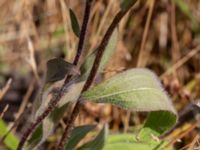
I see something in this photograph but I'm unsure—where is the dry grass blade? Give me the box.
[0,78,12,101]
[162,120,200,150]
[0,104,9,118]
[161,45,200,79]
[27,37,40,84]
[187,135,200,150]
[137,0,155,67]
[15,79,35,122]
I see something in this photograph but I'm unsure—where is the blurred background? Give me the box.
[0,0,200,149]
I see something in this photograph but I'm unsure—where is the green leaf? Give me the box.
[104,134,172,150]
[104,134,153,150]
[138,111,176,142]
[82,68,177,138]
[82,69,176,112]
[104,142,151,150]
[0,119,19,150]
[77,125,108,150]
[80,29,118,79]
[65,125,96,150]
[69,8,80,37]
[46,58,79,83]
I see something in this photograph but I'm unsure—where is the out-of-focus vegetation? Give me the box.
[0,0,200,149]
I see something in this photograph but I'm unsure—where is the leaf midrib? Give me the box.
[84,87,165,100]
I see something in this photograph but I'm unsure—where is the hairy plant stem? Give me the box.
[73,0,93,66]
[56,1,137,150]
[17,0,92,149]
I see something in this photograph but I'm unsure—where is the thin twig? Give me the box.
[170,0,181,79]
[73,0,92,66]
[0,78,12,101]
[89,0,114,51]
[56,1,137,150]
[1,79,34,143]
[137,0,155,67]
[27,37,40,84]
[161,45,200,79]
[0,107,30,144]
[17,0,92,149]
[64,0,93,85]
[170,0,180,63]
[0,104,9,118]
[15,79,35,120]
[188,135,200,150]
[162,120,200,150]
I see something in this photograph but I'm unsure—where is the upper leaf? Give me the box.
[69,8,80,37]
[46,58,79,83]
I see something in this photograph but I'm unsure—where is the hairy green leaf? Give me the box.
[82,68,177,139]
[104,134,154,150]
[105,133,174,150]
[82,69,176,112]
[69,8,80,37]
[0,119,19,150]
[65,125,96,150]
[77,125,108,150]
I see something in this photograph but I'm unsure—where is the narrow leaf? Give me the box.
[77,125,108,150]
[65,125,96,150]
[69,8,80,37]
